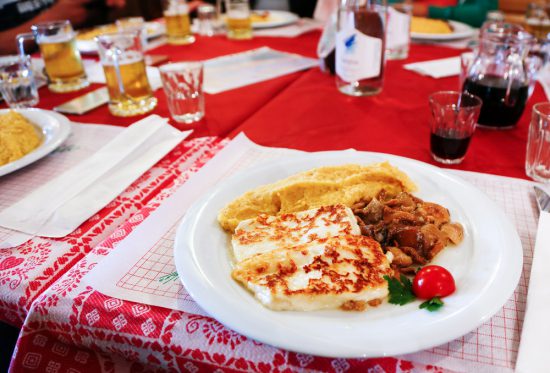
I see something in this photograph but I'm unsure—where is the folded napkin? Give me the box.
[403,56,461,79]
[254,18,322,38]
[0,115,189,238]
[516,186,550,373]
[203,47,318,94]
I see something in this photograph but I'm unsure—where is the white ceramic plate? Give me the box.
[252,10,299,29]
[411,20,475,41]
[174,151,522,358]
[0,109,71,177]
[76,22,166,54]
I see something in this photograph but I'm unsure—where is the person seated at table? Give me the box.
[412,0,499,28]
[0,0,125,55]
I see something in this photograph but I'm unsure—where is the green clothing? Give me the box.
[428,0,499,28]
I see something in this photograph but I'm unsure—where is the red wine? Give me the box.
[430,131,472,161]
[463,75,529,128]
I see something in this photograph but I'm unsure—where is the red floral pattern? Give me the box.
[7,138,443,372]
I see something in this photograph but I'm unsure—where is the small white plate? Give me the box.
[0,109,71,177]
[411,20,475,41]
[174,151,523,358]
[252,10,299,29]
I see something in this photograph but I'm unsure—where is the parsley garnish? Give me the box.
[383,275,416,305]
[419,297,444,312]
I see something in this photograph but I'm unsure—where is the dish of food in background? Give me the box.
[174,151,522,358]
[250,10,299,29]
[75,22,166,54]
[0,109,71,177]
[411,18,475,40]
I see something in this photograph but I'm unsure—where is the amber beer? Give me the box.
[226,15,252,39]
[102,57,157,116]
[163,0,195,45]
[38,36,87,92]
[17,20,89,92]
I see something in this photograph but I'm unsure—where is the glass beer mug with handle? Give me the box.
[17,20,89,93]
[462,22,535,129]
[96,32,157,117]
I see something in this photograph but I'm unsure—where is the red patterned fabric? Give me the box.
[0,137,222,327]
[11,139,446,373]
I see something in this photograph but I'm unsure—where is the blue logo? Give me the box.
[344,34,356,53]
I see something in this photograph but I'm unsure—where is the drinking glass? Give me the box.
[17,20,88,93]
[163,0,195,45]
[96,32,157,117]
[225,0,252,40]
[160,62,204,124]
[386,0,412,60]
[526,102,550,182]
[198,4,217,36]
[428,91,482,165]
[116,17,148,49]
[0,55,39,108]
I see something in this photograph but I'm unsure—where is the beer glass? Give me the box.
[116,17,148,50]
[225,0,252,40]
[17,20,88,93]
[163,0,195,45]
[96,32,157,117]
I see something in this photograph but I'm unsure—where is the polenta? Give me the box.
[218,162,417,232]
[0,111,42,167]
[411,17,453,34]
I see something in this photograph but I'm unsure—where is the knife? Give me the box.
[534,186,550,213]
[516,186,550,373]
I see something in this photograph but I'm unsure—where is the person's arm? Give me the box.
[413,0,499,28]
[0,0,125,55]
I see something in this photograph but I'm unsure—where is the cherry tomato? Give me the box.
[412,265,456,300]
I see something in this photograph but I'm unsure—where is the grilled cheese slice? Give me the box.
[232,235,392,311]
[232,204,360,262]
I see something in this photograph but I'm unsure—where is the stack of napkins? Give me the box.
[0,115,189,244]
[403,56,461,79]
[516,186,550,373]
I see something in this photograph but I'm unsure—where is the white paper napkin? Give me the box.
[403,56,461,79]
[203,47,318,94]
[516,187,550,373]
[0,115,190,238]
[254,18,322,38]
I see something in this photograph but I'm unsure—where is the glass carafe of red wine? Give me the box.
[463,22,535,129]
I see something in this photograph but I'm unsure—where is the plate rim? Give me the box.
[0,108,71,177]
[411,20,475,41]
[174,150,523,358]
[252,10,299,29]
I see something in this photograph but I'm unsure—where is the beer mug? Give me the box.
[163,0,195,45]
[17,20,88,93]
[116,17,148,50]
[96,32,157,117]
[225,0,252,40]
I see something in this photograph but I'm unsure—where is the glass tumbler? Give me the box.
[96,32,157,117]
[225,0,252,40]
[17,20,88,93]
[429,91,482,165]
[160,62,204,124]
[0,55,39,108]
[163,0,195,45]
[526,102,550,182]
[385,0,412,60]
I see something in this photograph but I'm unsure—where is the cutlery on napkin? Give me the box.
[403,56,461,79]
[516,186,550,373]
[0,115,190,241]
